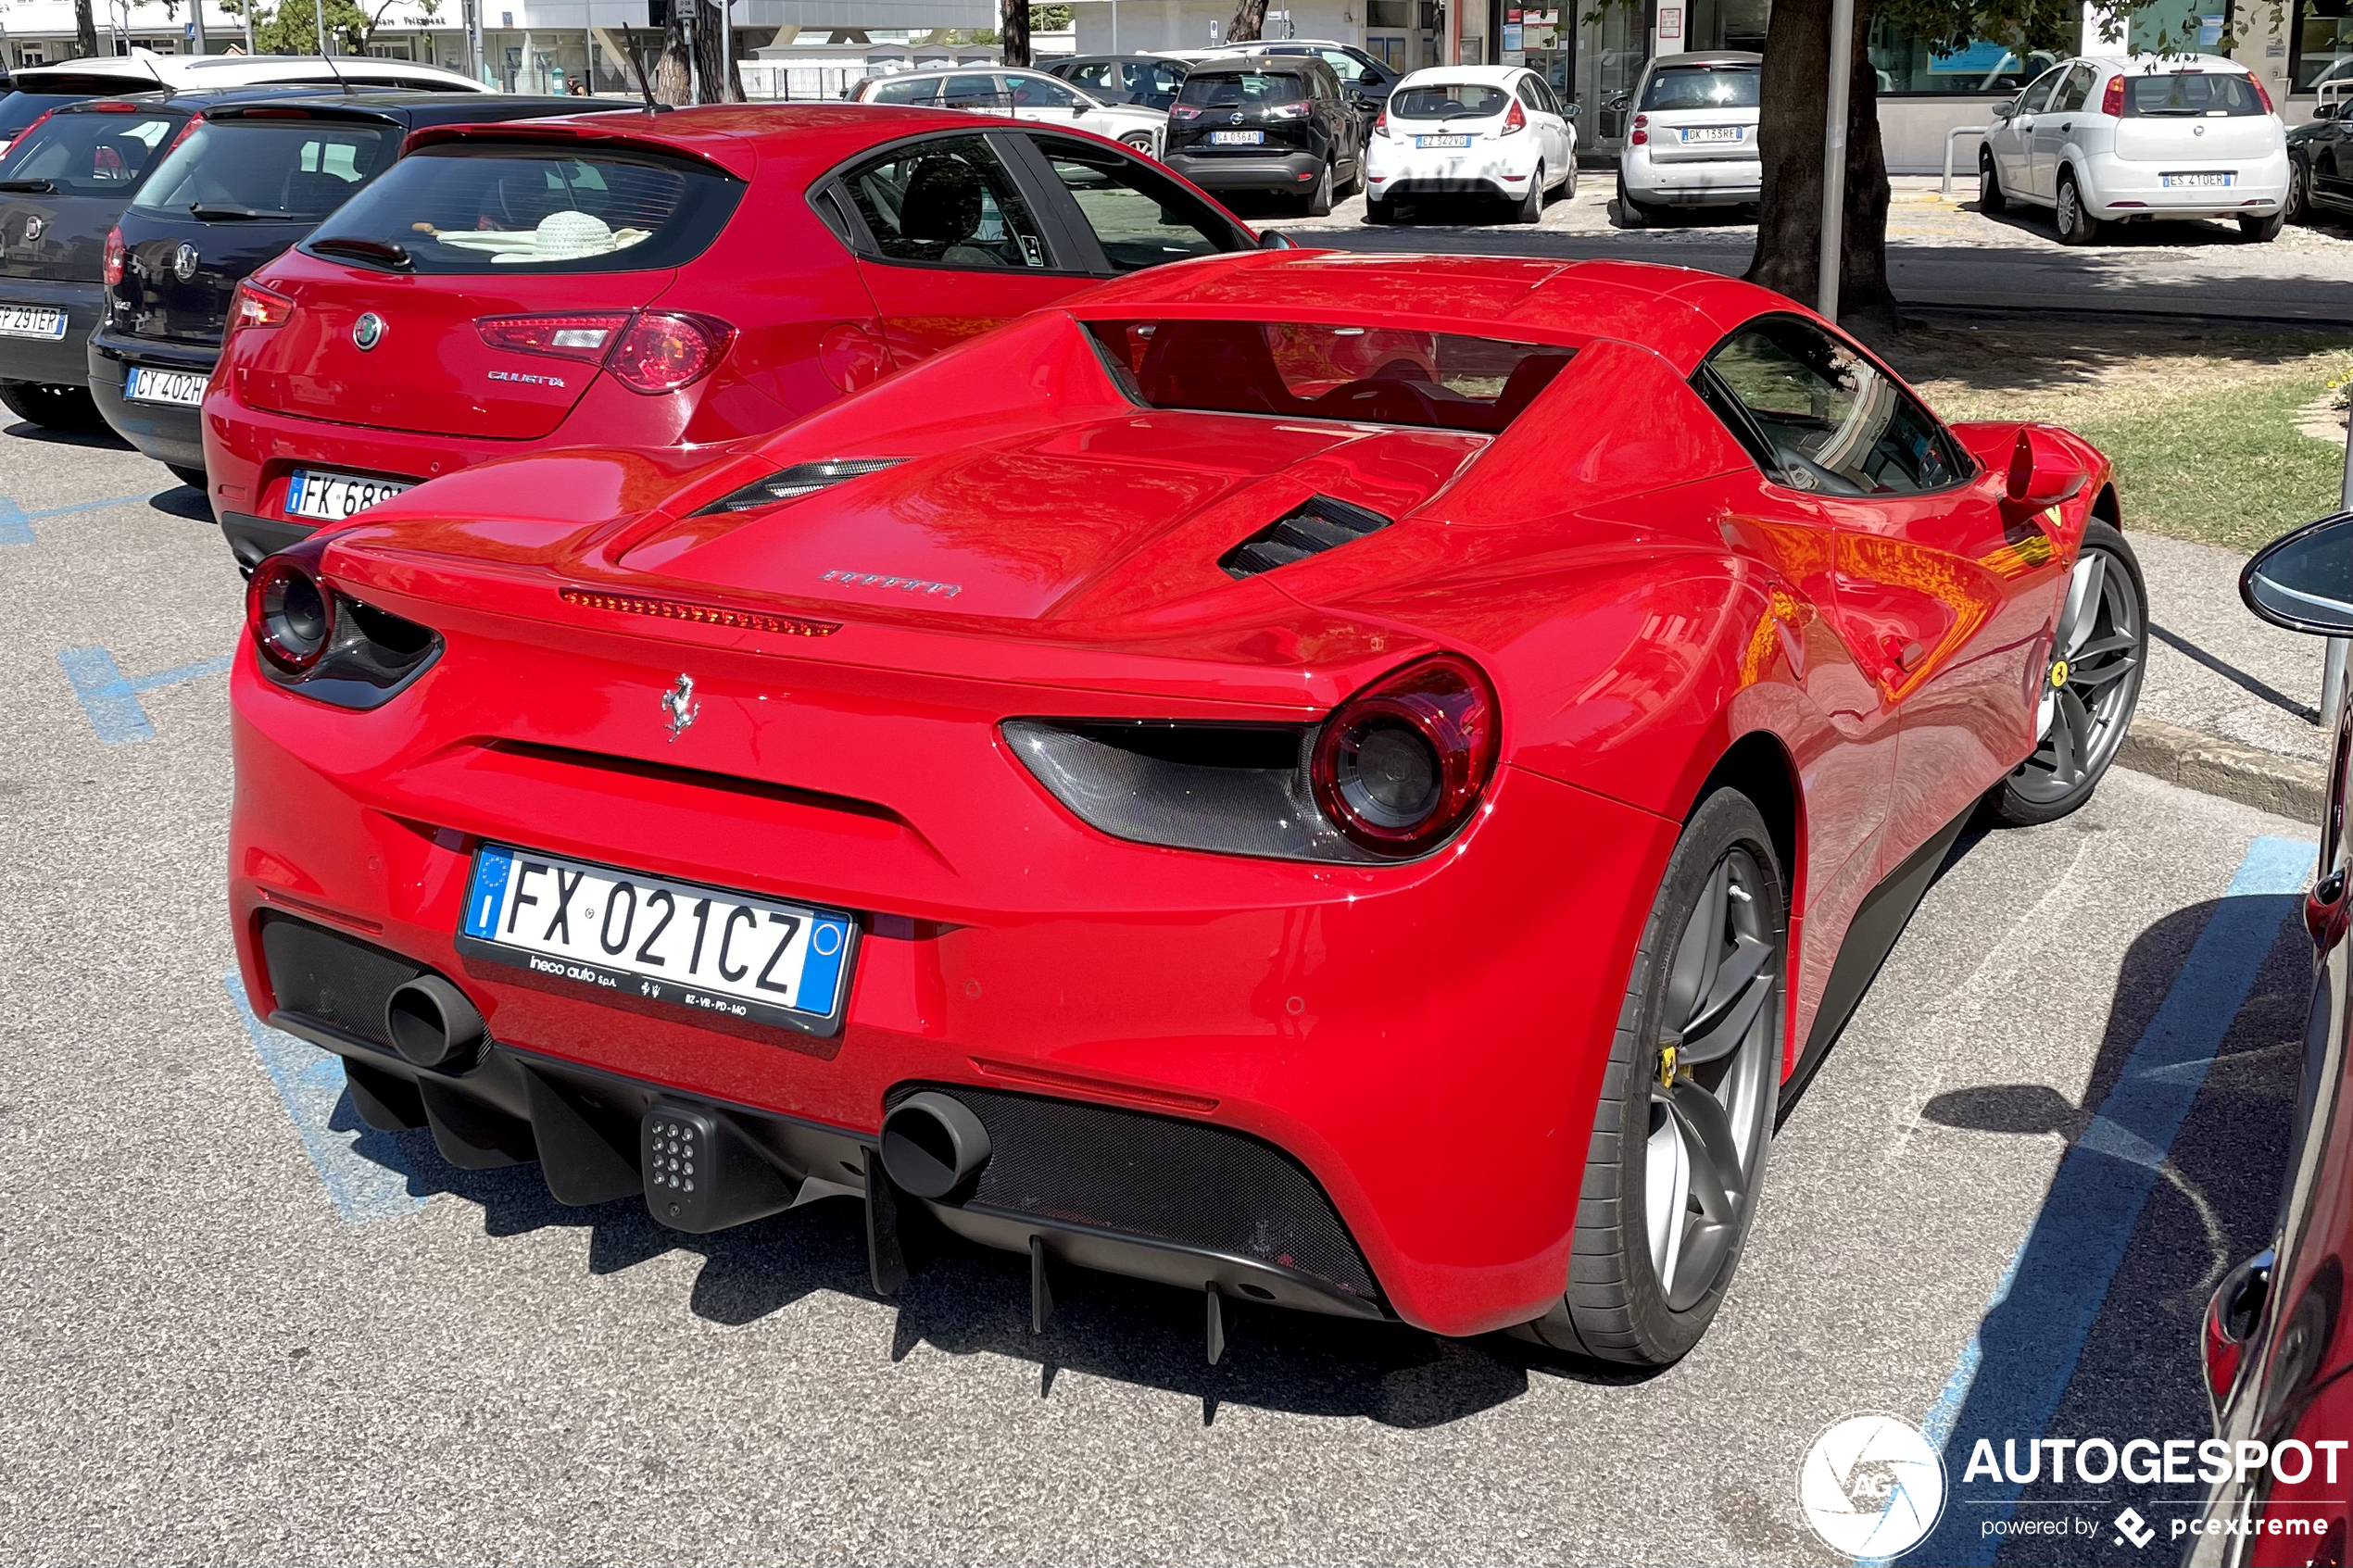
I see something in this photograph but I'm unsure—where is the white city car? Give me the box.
[1980,54,2290,243]
[853,67,1170,158]
[1615,50,1761,226]
[1363,66,1576,224]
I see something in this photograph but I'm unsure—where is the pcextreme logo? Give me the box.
[1798,1412,1948,1558]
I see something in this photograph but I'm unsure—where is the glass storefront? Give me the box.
[1866,16,2074,94]
[2294,0,2352,91]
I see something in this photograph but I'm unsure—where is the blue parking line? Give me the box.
[1899,834,2315,1565]
[57,646,233,744]
[0,491,167,546]
[224,971,428,1227]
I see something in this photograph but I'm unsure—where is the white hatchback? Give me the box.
[1980,54,2290,243]
[1363,66,1576,223]
[853,68,1170,158]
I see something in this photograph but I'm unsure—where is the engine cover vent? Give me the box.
[1218,494,1394,580]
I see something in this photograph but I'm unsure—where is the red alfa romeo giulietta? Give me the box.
[227,251,2146,1366]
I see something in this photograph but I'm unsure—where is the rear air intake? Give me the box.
[1219,494,1394,580]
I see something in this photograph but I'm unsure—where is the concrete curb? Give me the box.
[2116,715,2331,824]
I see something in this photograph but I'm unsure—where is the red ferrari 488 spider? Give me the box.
[228,251,2146,1366]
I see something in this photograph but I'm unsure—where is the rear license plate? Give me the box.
[0,303,66,340]
[1681,126,1742,144]
[457,845,859,1035]
[284,467,411,522]
[1416,133,1471,148]
[1209,130,1265,145]
[126,365,208,407]
[2161,171,2234,187]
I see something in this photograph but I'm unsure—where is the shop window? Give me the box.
[1866,15,2073,94]
[2294,0,2353,91]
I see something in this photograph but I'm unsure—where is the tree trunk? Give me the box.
[1744,0,1900,335]
[655,0,693,105]
[1227,0,1268,44]
[694,0,736,101]
[74,0,99,57]
[1000,0,1030,69]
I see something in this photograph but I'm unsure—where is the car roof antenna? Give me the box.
[132,49,175,101]
[624,40,665,114]
[317,40,352,94]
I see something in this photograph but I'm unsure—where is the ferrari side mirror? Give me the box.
[2006,426,2087,507]
[2245,512,2353,635]
[1258,228,1297,249]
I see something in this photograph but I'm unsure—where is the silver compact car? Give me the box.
[1614,50,1760,225]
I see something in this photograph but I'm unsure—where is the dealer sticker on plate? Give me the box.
[456,844,858,1035]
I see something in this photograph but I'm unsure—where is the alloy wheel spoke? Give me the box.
[2064,554,2108,657]
[2046,700,2081,783]
[1666,1079,1743,1222]
[2070,653,2135,690]
[1665,861,1727,1025]
[2056,685,2096,779]
[1679,970,1775,1068]
[2071,631,2135,665]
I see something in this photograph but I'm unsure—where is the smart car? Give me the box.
[228,252,2145,1367]
[200,103,1256,566]
[1615,51,1760,226]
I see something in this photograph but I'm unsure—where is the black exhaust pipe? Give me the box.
[384,974,487,1071]
[880,1091,991,1198]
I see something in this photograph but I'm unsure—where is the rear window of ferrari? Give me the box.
[1085,319,1576,433]
[299,143,746,273]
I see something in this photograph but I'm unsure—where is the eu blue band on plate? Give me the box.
[463,847,514,938]
[797,917,850,1013]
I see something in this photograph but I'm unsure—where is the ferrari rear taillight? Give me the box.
[607,311,732,395]
[2100,74,2124,117]
[247,553,334,673]
[1311,655,1499,858]
[477,311,633,363]
[102,226,124,286]
[1503,100,1528,136]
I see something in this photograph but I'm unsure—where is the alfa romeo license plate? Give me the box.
[1682,126,1741,143]
[126,365,208,407]
[2161,171,2233,187]
[1209,129,1264,144]
[284,467,411,522]
[1416,133,1470,148]
[0,303,66,340]
[456,845,859,1035]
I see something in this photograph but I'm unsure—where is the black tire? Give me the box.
[1335,157,1361,199]
[2240,208,2285,243]
[0,380,106,433]
[166,463,206,490]
[1364,193,1395,224]
[2055,171,2103,245]
[1513,787,1786,1367]
[1981,520,2147,828]
[2285,157,2311,226]
[1515,164,1544,223]
[1562,160,1579,200]
[1303,160,1334,217]
[1979,148,2007,214]
[1614,172,1650,228]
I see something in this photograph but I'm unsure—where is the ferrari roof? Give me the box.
[1061,250,1796,373]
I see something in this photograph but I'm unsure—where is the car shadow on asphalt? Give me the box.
[146,484,210,523]
[331,1097,1654,1425]
[2,419,132,451]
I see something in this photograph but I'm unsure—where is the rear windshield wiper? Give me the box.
[308,235,411,270]
[189,202,288,220]
[0,178,56,194]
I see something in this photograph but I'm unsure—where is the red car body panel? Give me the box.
[199,103,1250,523]
[228,253,2115,1336]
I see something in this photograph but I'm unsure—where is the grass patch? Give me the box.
[1885,319,2353,556]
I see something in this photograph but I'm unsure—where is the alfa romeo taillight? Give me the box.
[1503,100,1528,135]
[608,312,732,395]
[102,226,125,286]
[231,279,295,331]
[1311,655,1499,857]
[2101,74,2124,117]
[477,311,632,362]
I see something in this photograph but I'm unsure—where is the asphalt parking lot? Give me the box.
[0,421,2331,1563]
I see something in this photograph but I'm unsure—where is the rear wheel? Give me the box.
[1614,173,1652,228]
[0,381,106,433]
[1364,192,1395,224]
[1120,131,1157,157]
[1515,164,1545,223]
[1982,520,2146,827]
[1562,159,1579,199]
[2286,157,2311,226]
[1979,148,2007,214]
[2055,171,2103,245]
[2240,209,2285,242]
[1514,787,1785,1367]
[1302,161,1334,216]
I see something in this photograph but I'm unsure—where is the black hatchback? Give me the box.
[1161,56,1364,215]
[92,92,581,484]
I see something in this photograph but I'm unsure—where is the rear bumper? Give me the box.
[229,643,1680,1337]
[1163,150,1325,194]
[87,327,214,470]
[0,276,101,387]
[2082,149,2290,217]
[220,508,314,571]
[1365,143,1538,201]
[1621,150,1761,205]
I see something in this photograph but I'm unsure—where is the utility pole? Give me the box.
[314,0,328,53]
[1814,0,1854,320]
